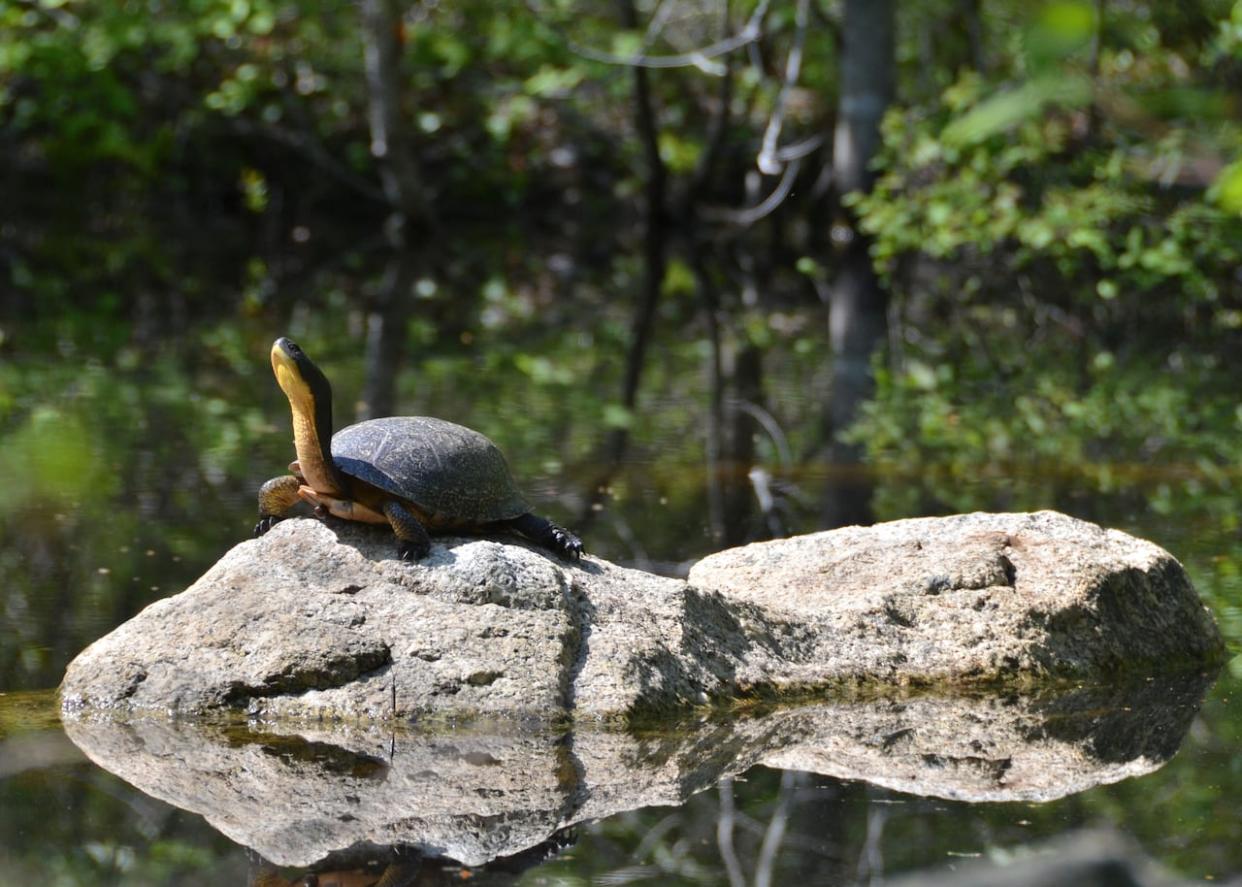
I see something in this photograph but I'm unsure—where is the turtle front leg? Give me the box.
[503,513,584,560]
[382,500,432,562]
[297,487,389,523]
[296,489,430,561]
[255,475,302,536]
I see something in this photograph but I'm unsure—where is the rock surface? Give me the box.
[60,511,1224,721]
[63,672,1214,868]
[689,510,1225,688]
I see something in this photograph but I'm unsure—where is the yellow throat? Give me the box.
[270,340,344,496]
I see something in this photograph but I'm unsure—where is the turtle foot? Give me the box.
[505,513,584,561]
[396,538,431,562]
[550,526,584,561]
[254,515,282,537]
[384,500,433,563]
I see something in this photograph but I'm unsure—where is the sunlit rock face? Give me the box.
[59,511,1223,721]
[61,673,1216,868]
[689,510,1226,689]
[58,519,726,720]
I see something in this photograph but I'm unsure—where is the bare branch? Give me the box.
[703,157,803,226]
[757,0,811,174]
[641,0,677,48]
[775,132,825,162]
[565,0,771,73]
[737,401,793,465]
[755,770,801,887]
[716,778,748,887]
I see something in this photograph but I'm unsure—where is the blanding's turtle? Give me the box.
[254,337,583,561]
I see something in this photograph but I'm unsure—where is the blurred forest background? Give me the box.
[2,0,1242,687]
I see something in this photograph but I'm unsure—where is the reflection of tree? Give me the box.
[718,770,810,887]
[0,365,267,692]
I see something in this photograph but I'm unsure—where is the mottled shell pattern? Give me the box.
[331,416,530,524]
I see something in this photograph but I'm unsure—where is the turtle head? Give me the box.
[270,337,346,494]
[271,337,331,410]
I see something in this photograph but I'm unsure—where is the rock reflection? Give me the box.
[248,835,573,887]
[62,671,1216,875]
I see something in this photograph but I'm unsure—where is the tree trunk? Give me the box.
[358,250,420,420]
[613,0,667,443]
[360,0,428,233]
[725,342,764,544]
[358,0,428,421]
[580,0,669,526]
[962,0,986,74]
[824,0,895,528]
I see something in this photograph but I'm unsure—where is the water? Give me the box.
[2,254,1240,883]
[2,670,1239,883]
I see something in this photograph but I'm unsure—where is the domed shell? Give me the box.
[331,416,530,524]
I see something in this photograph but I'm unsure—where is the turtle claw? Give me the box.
[397,538,431,562]
[254,515,282,537]
[505,513,584,561]
[553,527,584,561]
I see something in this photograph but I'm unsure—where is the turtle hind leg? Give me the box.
[255,475,302,536]
[505,513,584,560]
[383,500,432,562]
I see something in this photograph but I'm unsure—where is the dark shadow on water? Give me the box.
[1029,670,1218,764]
[239,731,390,781]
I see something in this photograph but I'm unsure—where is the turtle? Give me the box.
[254,337,583,562]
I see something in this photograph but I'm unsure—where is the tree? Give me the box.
[357,0,430,420]
[824,0,896,527]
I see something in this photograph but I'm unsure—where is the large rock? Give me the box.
[60,511,1224,721]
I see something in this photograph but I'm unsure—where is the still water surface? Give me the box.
[1,280,1240,883]
[1,669,1238,884]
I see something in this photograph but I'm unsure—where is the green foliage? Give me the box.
[0,406,114,515]
[1212,156,1242,212]
[857,75,1242,307]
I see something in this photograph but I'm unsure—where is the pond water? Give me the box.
[2,669,1239,884]
[2,246,1240,884]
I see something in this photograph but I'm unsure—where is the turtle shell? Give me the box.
[331,416,530,524]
